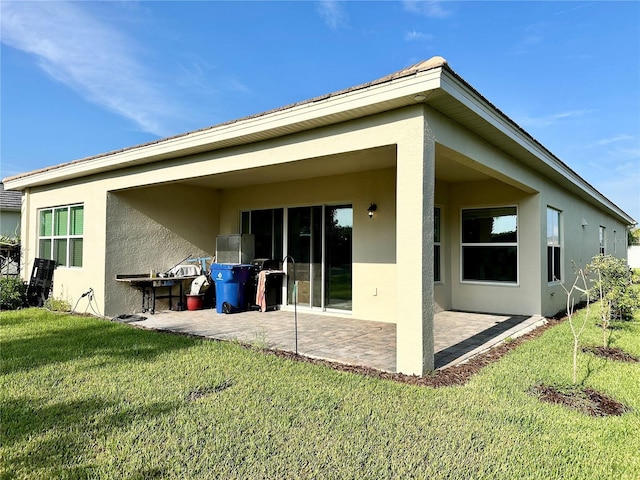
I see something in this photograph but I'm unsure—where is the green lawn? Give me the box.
[1,307,639,479]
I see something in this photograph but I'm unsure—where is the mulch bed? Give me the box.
[581,345,639,363]
[531,384,629,417]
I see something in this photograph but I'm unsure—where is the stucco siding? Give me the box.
[20,180,108,311]
[18,108,420,317]
[104,184,220,317]
[447,179,540,315]
[540,186,630,317]
[220,168,397,323]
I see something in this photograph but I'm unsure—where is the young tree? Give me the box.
[560,269,590,385]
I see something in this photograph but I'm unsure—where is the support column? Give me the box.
[396,115,435,375]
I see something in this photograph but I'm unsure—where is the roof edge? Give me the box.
[3,56,449,187]
[438,68,636,226]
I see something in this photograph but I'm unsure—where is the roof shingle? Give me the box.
[0,183,22,211]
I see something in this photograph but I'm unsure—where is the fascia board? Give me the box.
[4,70,443,191]
[439,71,635,225]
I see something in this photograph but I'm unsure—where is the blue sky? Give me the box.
[2,1,639,221]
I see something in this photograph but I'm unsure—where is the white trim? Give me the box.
[460,204,519,285]
[38,203,84,269]
[546,206,562,284]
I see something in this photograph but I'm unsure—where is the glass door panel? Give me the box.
[311,206,322,308]
[325,206,352,310]
[286,205,352,311]
[287,207,312,307]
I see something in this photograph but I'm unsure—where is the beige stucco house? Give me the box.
[3,56,635,375]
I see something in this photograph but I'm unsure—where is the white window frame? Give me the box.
[547,207,562,283]
[599,226,606,255]
[38,204,84,268]
[460,205,519,285]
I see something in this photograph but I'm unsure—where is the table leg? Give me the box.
[141,286,148,313]
[151,286,156,314]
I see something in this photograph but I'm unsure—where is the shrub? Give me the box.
[0,276,27,310]
[44,295,72,312]
[587,255,639,321]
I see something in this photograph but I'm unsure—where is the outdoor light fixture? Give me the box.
[414,93,427,102]
[367,203,377,218]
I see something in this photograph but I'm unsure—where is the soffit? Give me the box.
[175,145,397,190]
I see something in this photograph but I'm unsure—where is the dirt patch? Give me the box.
[531,383,629,417]
[185,379,233,402]
[581,345,639,363]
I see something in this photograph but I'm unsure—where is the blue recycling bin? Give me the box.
[210,263,252,314]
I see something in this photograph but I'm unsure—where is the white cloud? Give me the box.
[403,1,451,19]
[405,30,434,42]
[317,1,349,30]
[587,134,635,147]
[517,109,593,128]
[0,1,177,137]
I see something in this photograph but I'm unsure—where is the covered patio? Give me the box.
[117,309,546,372]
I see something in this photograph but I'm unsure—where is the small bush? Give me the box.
[0,276,27,310]
[587,255,640,321]
[44,296,72,312]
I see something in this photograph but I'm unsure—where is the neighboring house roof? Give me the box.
[2,56,635,226]
[0,183,21,212]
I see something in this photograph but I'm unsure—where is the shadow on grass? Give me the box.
[1,395,178,476]
[1,312,197,375]
[580,353,606,387]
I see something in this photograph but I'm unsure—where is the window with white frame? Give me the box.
[613,230,617,254]
[39,205,84,267]
[434,207,441,282]
[547,207,561,282]
[461,206,518,283]
[599,226,606,255]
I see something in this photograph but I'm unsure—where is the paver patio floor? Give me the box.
[121,308,546,372]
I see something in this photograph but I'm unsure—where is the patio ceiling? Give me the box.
[176,142,518,191]
[130,141,534,197]
[177,145,397,190]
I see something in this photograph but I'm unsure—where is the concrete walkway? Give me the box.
[118,308,546,372]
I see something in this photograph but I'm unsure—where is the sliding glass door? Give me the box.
[243,204,353,311]
[286,206,322,308]
[324,205,352,310]
[285,205,352,311]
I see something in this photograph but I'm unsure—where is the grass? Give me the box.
[1,307,639,479]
